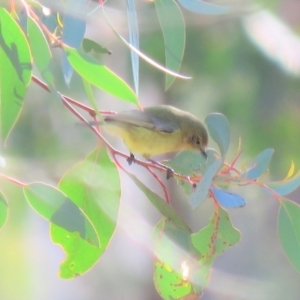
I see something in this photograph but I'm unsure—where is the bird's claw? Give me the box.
[127,153,135,165]
[166,167,174,180]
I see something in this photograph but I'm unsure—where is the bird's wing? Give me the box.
[148,116,178,133]
[105,110,179,133]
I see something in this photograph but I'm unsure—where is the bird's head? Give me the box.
[183,121,208,158]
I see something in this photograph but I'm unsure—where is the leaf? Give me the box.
[267,173,300,196]
[126,0,139,95]
[57,147,120,278]
[153,258,196,300]
[177,0,230,15]
[205,113,230,158]
[155,0,185,89]
[191,207,240,261]
[241,148,274,180]
[24,183,66,220]
[278,199,300,273]
[128,173,190,231]
[30,6,58,33]
[153,220,194,273]
[82,38,111,54]
[62,0,87,84]
[211,186,246,208]
[27,16,54,87]
[284,161,295,180]
[164,150,206,175]
[102,5,191,80]
[82,78,103,121]
[50,224,101,278]
[189,154,222,209]
[0,8,32,142]
[65,47,138,104]
[24,183,99,246]
[62,0,87,47]
[165,148,220,196]
[0,191,8,228]
[153,219,204,299]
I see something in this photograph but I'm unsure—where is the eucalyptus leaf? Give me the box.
[241,148,274,179]
[205,113,230,158]
[189,156,222,209]
[278,200,300,273]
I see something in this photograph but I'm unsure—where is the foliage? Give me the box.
[0,1,300,299]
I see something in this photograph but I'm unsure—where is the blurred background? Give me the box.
[0,0,300,299]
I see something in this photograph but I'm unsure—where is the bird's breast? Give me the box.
[122,126,183,158]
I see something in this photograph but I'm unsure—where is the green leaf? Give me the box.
[278,199,300,273]
[155,0,185,89]
[82,38,111,54]
[51,224,101,278]
[57,147,120,278]
[153,219,204,299]
[0,191,8,228]
[24,183,71,220]
[205,113,230,158]
[24,183,99,246]
[65,47,138,104]
[128,173,190,231]
[163,150,206,195]
[153,220,194,274]
[0,8,32,142]
[241,148,274,179]
[189,152,222,209]
[164,150,206,176]
[191,207,240,261]
[154,258,196,300]
[27,16,54,87]
[82,78,103,121]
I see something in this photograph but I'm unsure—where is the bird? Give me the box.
[100,105,208,165]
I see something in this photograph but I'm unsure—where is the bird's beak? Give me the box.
[201,149,207,160]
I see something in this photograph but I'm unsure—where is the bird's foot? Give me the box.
[127,153,135,165]
[166,167,174,180]
[148,159,174,180]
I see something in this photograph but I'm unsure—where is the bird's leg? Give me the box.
[127,153,135,165]
[148,159,174,180]
[126,154,174,179]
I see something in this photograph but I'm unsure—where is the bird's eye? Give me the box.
[189,135,201,145]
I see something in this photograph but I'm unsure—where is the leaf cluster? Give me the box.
[0,1,299,300]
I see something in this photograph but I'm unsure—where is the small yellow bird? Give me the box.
[101,105,208,161]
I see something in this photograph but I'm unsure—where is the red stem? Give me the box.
[0,174,27,187]
[31,75,179,203]
[146,166,170,204]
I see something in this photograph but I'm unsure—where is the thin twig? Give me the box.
[0,174,27,187]
[146,166,170,204]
